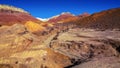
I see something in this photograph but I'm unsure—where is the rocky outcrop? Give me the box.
[49,28,120,68]
[0,24,34,57]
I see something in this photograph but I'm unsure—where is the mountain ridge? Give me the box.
[75,8,120,29]
[47,12,90,23]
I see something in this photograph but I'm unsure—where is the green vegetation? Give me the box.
[0,4,28,13]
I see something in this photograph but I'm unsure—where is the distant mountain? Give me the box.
[0,5,40,26]
[77,12,90,18]
[48,12,75,23]
[76,8,120,29]
[62,12,90,23]
[47,12,90,23]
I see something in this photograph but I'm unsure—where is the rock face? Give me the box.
[50,28,120,68]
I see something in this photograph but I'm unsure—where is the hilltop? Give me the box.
[0,5,40,26]
[0,4,28,13]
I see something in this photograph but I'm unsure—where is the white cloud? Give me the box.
[36,17,49,22]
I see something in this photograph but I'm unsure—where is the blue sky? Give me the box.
[0,0,120,18]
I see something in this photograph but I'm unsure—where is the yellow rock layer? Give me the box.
[25,21,45,32]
